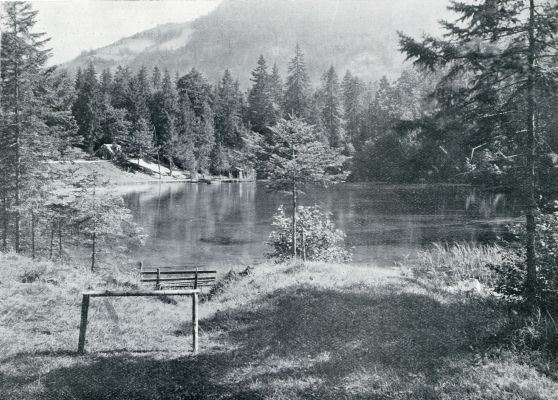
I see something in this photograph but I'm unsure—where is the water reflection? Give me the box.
[122,182,522,268]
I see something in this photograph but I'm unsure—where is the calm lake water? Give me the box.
[123,182,523,268]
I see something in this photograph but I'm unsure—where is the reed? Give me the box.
[412,242,504,287]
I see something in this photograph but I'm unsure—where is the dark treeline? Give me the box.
[68,44,441,182]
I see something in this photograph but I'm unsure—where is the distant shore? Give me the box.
[48,158,255,187]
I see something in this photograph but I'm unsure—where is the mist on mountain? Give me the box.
[63,0,448,86]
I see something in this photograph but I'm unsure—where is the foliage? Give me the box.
[400,0,558,304]
[284,44,310,119]
[264,117,347,192]
[70,173,146,271]
[267,205,351,262]
[490,211,558,311]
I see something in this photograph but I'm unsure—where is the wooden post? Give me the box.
[194,268,199,289]
[192,292,198,354]
[156,268,161,289]
[301,228,307,262]
[78,294,90,354]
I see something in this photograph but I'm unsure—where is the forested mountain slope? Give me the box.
[63,0,446,86]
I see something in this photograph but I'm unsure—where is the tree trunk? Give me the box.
[157,150,161,179]
[292,181,297,258]
[1,195,7,252]
[49,223,54,259]
[524,0,538,306]
[91,230,96,272]
[301,226,306,262]
[13,21,21,253]
[31,210,35,259]
[58,222,63,258]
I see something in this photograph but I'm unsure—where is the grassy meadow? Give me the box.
[1,249,557,399]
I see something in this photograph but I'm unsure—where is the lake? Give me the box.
[123,182,523,268]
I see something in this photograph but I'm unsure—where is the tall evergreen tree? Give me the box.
[341,70,364,146]
[111,65,132,111]
[214,69,243,148]
[320,66,344,148]
[400,0,558,304]
[269,63,284,120]
[72,61,101,153]
[151,69,178,149]
[0,1,50,252]
[284,44,310,119]
[247,55,274,134]
[176,68,213,119]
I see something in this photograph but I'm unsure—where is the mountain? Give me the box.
[62,0,448,86]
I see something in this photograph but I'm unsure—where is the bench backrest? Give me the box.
[139,263,217,289]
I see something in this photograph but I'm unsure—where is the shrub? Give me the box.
[267,205,351,262]
[490,210,558,311]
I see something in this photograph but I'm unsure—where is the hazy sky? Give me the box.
[31,0,221,65]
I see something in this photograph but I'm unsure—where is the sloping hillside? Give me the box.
[63,0,448,86]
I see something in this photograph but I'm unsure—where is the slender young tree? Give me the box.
[263,117,347,258]
[400,0,558,304]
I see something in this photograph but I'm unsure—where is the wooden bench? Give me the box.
[139,262,217,290]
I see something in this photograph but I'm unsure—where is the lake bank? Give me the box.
[47,158,255,187]
[1,251,556,399]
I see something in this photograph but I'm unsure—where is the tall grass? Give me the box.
[412,242,504,287]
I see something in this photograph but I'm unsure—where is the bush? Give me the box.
[267,205,351,262]
[490,210,558,311]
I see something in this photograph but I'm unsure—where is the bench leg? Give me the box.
[78,295,90,354]
[192,293,198,354]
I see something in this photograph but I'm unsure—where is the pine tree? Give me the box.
[152,66,162,92]
[175,100,197,172]
[247,55,274,134]
[214,69,243,148]
[0,1,50,252]
[284,44,310,119]
[400,0,558,304]
[129,66,151,123]
[40,68,80,159]
[111,65,132,111]
[263,117,347,258]
[100,68,112,98]
[129,117,154,165]
[320,66,344,148]
[195,102,216,172]
[151,69,179,168]
[72,61,101,153]
[341,70,364,146]
[176,68,213,119]
[269,63,284,123]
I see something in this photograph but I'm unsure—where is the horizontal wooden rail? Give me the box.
[140,277,215,283]
[140,270,217,275]
[82,289,200,297]
[78,289,200,354]
[141,264,207,270]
